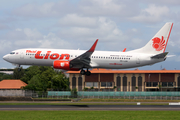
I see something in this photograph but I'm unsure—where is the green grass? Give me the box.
[80,98,180,102]
[0,111,180,120]
[0,102,169,105]
[33,98,180,102]
[0,98,179,105]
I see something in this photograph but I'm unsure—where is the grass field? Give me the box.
[79,98,180,102]
[0,98,179,105]
[0,111,180,120]
[0,102,169,105]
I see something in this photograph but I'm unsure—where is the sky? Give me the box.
[0,0,180,70]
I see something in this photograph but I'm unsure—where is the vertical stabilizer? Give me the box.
[129,22,173,54]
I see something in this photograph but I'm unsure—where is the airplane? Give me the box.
[3,22,173,76]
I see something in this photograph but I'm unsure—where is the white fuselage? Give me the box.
[3,48,164,69]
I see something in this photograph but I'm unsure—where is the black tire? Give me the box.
[86,71,91,76]
[80,70,86,75]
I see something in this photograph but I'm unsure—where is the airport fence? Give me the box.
[46,91,180,100]
[2,90,180,100]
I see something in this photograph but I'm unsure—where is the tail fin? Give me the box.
[129,22,173,54]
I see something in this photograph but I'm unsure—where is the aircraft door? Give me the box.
[20,52,24,59]
[136,56,140,64]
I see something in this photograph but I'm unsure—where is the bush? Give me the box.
[71,88,77,98]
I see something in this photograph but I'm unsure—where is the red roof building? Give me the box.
[0,80,27,89]
[67,69,180,92]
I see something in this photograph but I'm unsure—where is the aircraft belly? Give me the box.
[94,58,164,69]
[95,60,135,69]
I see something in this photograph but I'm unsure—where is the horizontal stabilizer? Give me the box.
[151,52,168,59]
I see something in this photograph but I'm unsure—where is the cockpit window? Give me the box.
[10,52,15,54]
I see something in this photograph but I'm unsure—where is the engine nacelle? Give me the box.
[53,60,79,71]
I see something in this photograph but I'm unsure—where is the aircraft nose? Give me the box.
[3,54,9,61]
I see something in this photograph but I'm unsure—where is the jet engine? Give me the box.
[53,60,79,71]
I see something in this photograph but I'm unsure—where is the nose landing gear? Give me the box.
[17,65,21,71]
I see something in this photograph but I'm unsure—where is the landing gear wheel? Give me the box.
[80,70,86,75]
[86,71,91,76]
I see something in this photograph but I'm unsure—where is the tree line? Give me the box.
[0,66,69,91]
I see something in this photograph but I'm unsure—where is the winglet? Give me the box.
[122,48,126,52]
[88,39,98,52]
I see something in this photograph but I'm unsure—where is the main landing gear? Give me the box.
[80,69,91,76]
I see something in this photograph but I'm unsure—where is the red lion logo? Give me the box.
[152,36,165,51]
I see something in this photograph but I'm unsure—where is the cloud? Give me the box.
[59,16,127,42]
[130,4,170,23]
[1,0,180,69]
[13,2,56,17]
[140,0,180,6]
[23,28,42,40]
[1,28,71,50]
[78,0,139,18]
[0,23,8,30]
[12,1,75,18]
[14,40,37,47]
[3,28,43,41]
[58,14,98,28]
[79,0,125,16]
[0,40,12,53]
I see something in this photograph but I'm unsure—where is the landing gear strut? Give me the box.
[17,65,21,71]
[80,69,91,76]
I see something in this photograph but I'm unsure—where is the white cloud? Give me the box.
[131,38,143,48]
[13,2,56,17]
[14,40,37,47]
[40,32,72,48]
[0,40,12,53]
[79,0,125,16]
[2,28,71,49]
[59,17,127,42]
[58,14,97,28]
[130,4,170,23]
[78,0,137,17]
[169,41,175,47]
[15,28,22,31]
[140,0,180,6]
[23,28,42,40]
[12,1,73,17]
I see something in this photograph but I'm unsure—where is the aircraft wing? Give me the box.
[70,39,98,68]
[151,52,168,59]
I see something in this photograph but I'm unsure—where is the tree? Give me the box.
[51,72,69,91]
[71,88,77,98]
[21,66,41,83]
[158,84,162,91]
[0,73,12,81]
[22,66,69,91]
[90,86,94,91]
[12,67,24,79]
[83,87,88,91]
